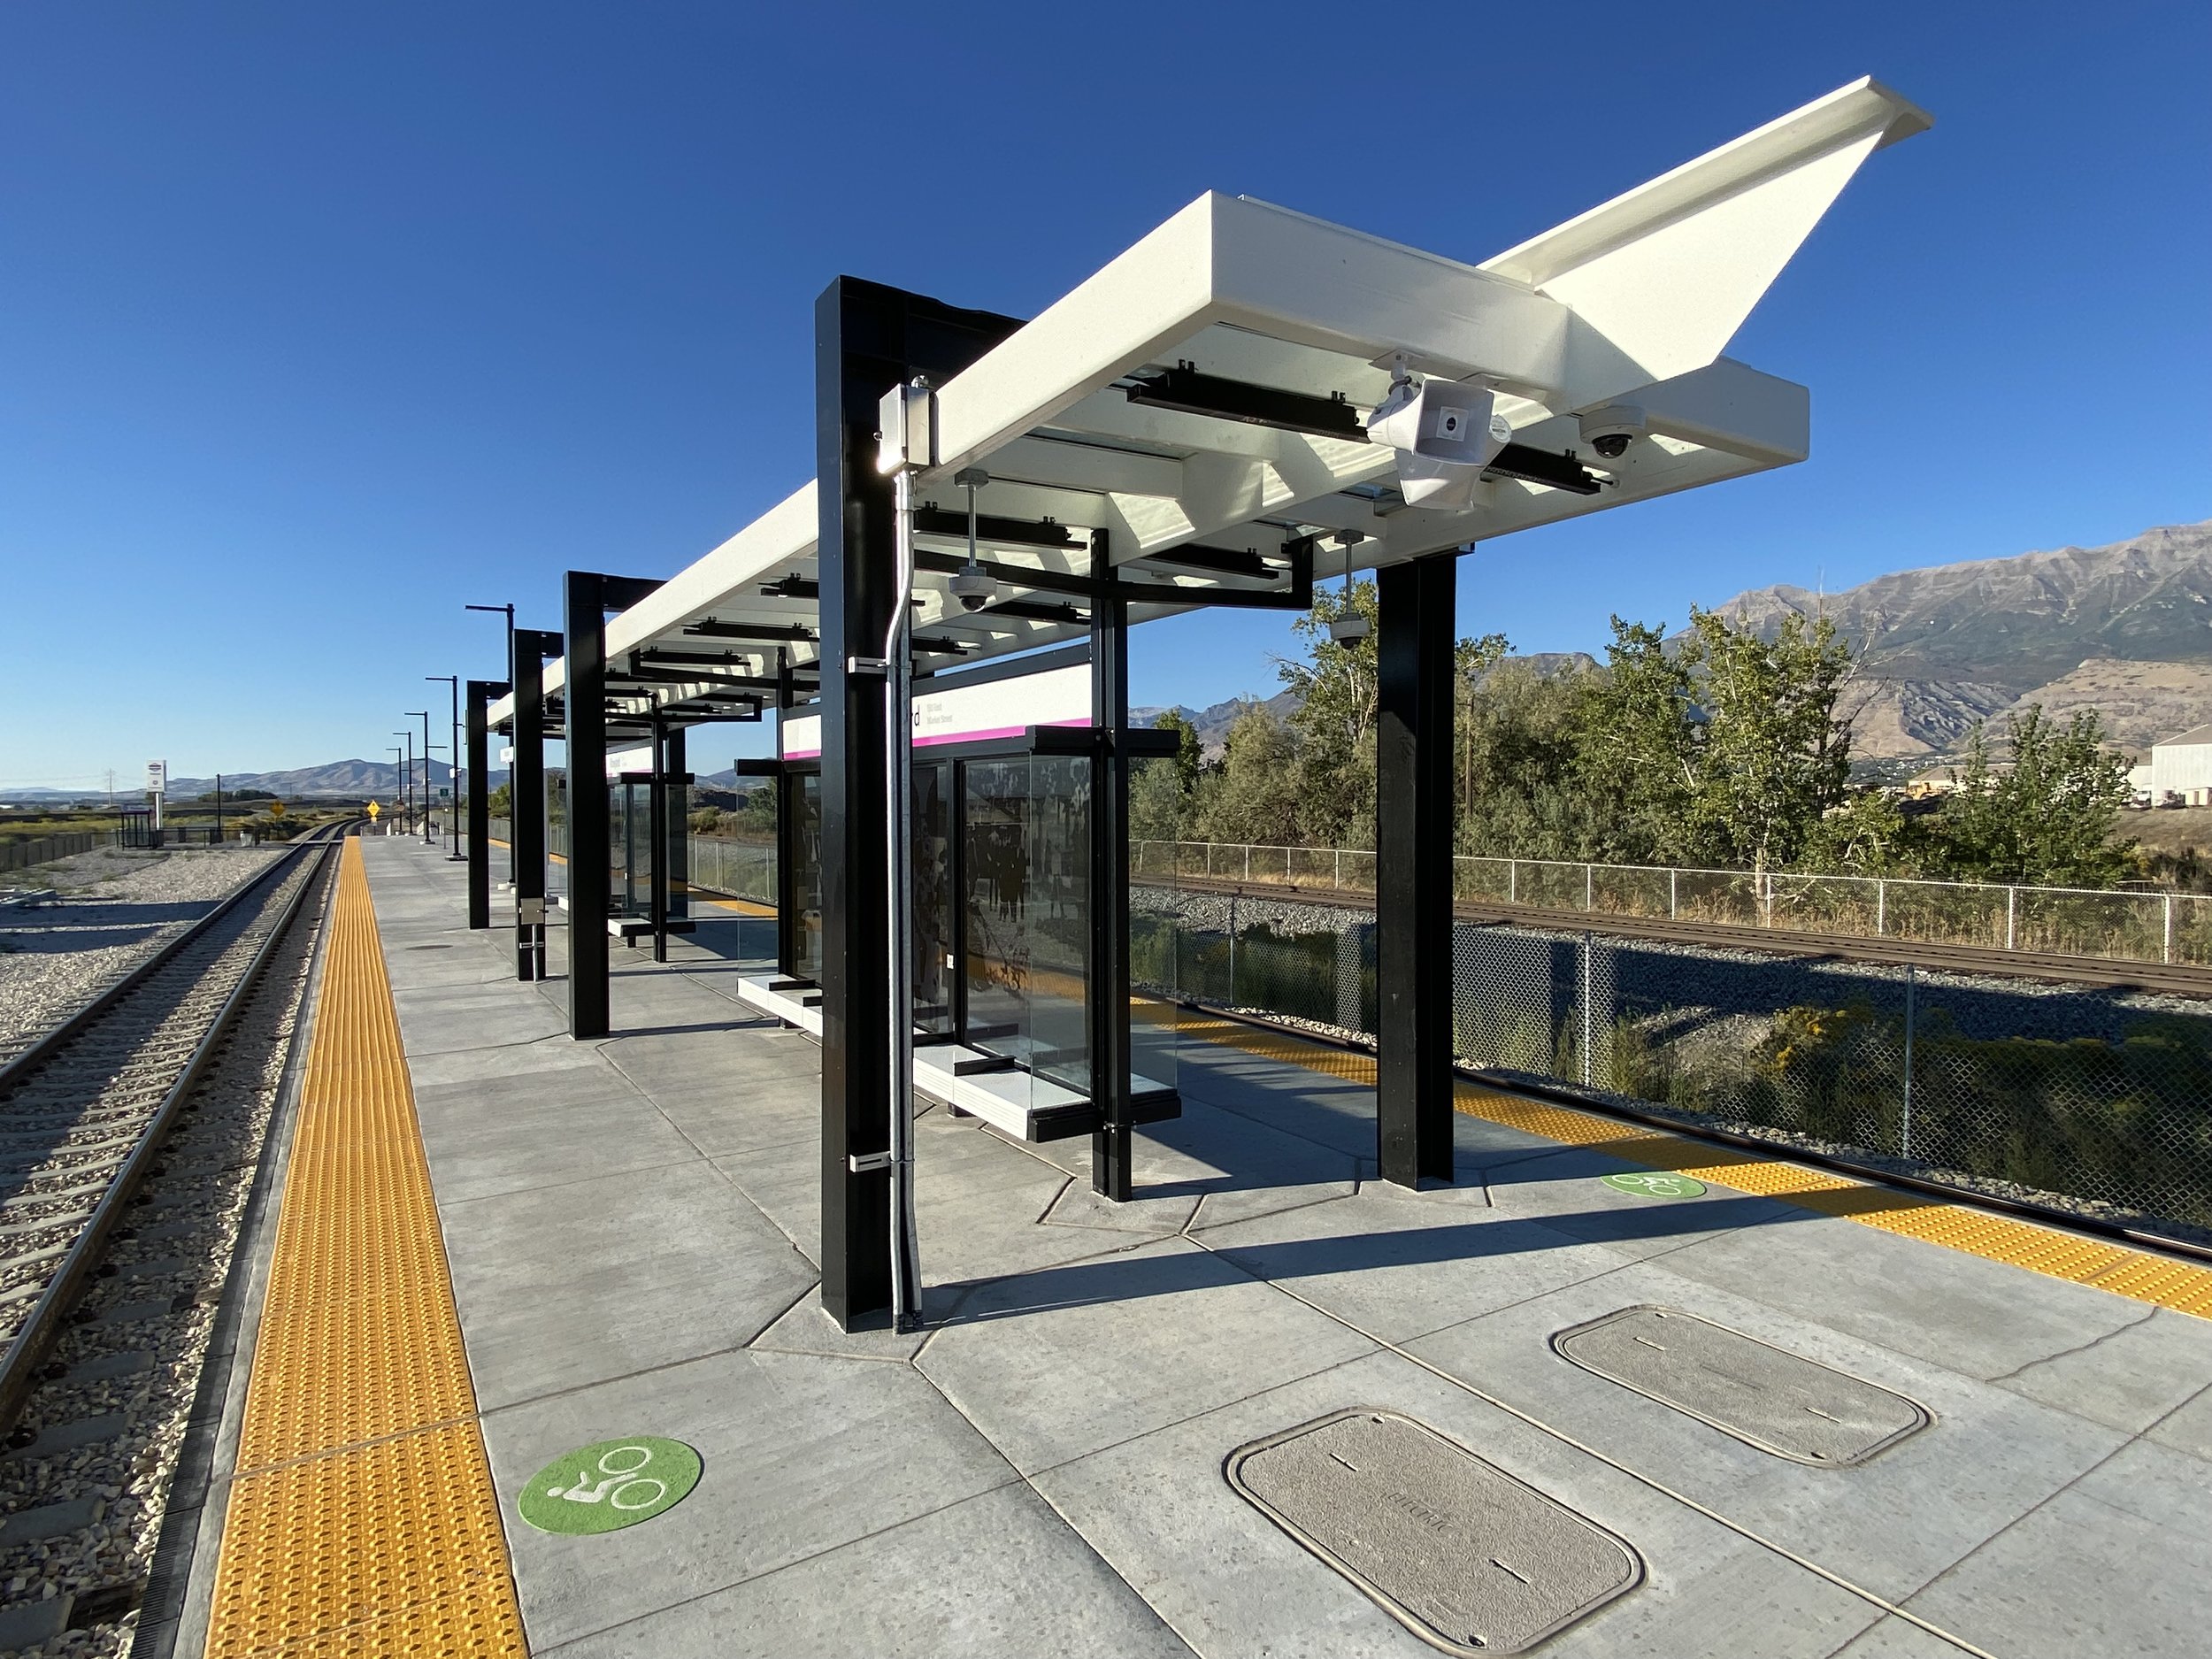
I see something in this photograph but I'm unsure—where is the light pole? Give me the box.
[388,745,406,833]
[428,675,461,858]
[395,731,415,833]
[406,710,434,843]
[466,603,517,886]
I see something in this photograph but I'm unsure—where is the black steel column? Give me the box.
[565,572,611,1039]
[1376,551,1457,1187]
[465,679,506,930]
[512,630,560,981]
[815,276,1021,1330]
[664,726,688,926]
[774,768,798,978]
[1089,561,1134,1202]
[649,716,670,964]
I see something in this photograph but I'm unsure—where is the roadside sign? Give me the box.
[518,1437,701,1535]
[366,801,381,821]
[145,760,166,795]
[1600,1171,1708,1200]
[269,800,287,818]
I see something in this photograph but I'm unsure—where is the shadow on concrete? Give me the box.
[932,1195,1809,1325]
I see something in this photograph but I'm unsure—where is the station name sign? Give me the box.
[780,663,1087,761]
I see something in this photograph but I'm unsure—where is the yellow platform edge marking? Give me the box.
[1172,1010,2212,1322]
[206,840,526,1658]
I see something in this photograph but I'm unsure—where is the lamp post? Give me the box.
[394,732,414,833]
[466,603,517,886]
[406,711,434,843]
[428,674,462,858]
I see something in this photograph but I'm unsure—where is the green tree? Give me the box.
[1455,655,1596,859]
[1279,580,1380,847]
[1577,618,1699,864]
[487,781,512,818]
[1676,607,1855,875]
[1129,710,1201,845]
[1931,706,2135,885]
[1195,703,1304,846]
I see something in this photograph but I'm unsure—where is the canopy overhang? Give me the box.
[492,76,1928,734]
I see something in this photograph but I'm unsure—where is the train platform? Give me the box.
[184,834,2212,1658]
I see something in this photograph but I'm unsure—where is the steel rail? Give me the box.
[1172,996,2212,1269]
[0,826,348,1432]
[0,823,343,1093]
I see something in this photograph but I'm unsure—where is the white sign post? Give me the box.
[145,760,166,833]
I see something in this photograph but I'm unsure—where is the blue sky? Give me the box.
[4,2,2208,787]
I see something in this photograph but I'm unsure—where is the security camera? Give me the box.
[1577,404,1647,461]
[949,560,998,612]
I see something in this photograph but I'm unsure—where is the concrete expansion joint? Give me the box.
[1985,1304,2162,1384]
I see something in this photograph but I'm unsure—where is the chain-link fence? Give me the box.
[1131,880,2212,1236]
[1132,840,2212,968]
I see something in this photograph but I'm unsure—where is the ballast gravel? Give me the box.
[0,849,282,1064]
[0,851,321,1656]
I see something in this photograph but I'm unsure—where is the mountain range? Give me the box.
[1709,519,2212,769]
[17,522,2207,800]
[1137,521,2212,773]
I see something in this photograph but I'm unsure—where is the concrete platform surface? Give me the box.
[356,837,2212,1658]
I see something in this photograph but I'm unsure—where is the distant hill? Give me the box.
[163,759,503,799]
[1706,520,2212,764]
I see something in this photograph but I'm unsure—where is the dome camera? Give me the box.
[949,561,999,612]
[1578,404,1647,461]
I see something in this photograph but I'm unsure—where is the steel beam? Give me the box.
[1088,559,1134,1202]
[1375,551,1458,1187]
[512,629,561,981]
[465,679,506,930]
[816,275,1021,1332]
[565,572,611,1038]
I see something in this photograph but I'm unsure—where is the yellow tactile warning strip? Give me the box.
[1172,1009,2212,1321]
[206,840,526,1657]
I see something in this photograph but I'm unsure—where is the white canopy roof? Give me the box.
[495,77,1928,732]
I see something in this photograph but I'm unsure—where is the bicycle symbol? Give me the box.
[518,1434,703,1536]
[1601,1171,1709,1200]
[545,1444,667,1512]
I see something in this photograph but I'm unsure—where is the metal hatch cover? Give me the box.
[1552,1306,1932,1467]
[1225,1408,1642,1655]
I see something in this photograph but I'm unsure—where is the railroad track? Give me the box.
[0,825,347,1433]
[1142,872,2212,997]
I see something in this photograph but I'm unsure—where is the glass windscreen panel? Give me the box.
[792,770,825,981]
[964,760,1031,1066]
[962,756,1092,1098]
[913,762,954,1037]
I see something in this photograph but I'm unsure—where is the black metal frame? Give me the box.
[816,276,1025,1331]
[465,678,507,930]
[511,628,562,981]
[565,570,664,1040]
[1375,552,1458,1186]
